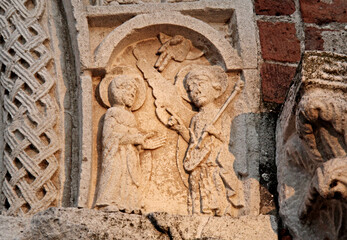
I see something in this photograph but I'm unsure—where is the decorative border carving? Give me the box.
[0,0,60,216]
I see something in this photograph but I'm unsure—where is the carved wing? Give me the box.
[133,52,194,130]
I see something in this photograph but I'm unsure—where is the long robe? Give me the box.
[95,106,143,212]
[184,108,244,216]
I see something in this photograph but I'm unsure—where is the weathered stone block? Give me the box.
[321,30,347,55]
[0,208,278,240]
[1,0,264,219]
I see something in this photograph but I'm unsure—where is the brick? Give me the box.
[300,0,347,24]
[258,21,301,62]
[261,63,297,103]
[255,0,295,16]
[305,27,324,51]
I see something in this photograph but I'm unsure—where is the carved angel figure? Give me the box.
[168,66,245,216]
[95,75,165,212]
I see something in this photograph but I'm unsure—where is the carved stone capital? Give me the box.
[277,51,347,239]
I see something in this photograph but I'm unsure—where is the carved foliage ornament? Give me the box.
[0,0,60,216]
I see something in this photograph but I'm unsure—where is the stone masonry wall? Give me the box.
[255,0,347,104]
[255,1,347,239]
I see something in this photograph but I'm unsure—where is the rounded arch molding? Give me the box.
[93,12,243,71]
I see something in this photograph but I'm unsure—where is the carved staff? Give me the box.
[196,80,244,149]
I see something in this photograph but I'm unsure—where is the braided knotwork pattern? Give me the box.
[0,0,60,216]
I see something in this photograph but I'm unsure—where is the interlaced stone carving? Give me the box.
[0,0,60,216]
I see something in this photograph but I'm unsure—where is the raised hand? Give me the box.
[166,107,190,143]
[203,124,219,137]
[166,108,185,131]
[143,134,166,150]
[155,35,191,72]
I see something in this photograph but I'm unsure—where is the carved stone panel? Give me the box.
[73,0,262,217]
[91,31,247,215]
[277,51,347,239]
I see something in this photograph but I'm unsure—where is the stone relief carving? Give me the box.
[155,33,204,72]
[93,32,246,216]
[0,1,60,215]
[0,0,265,229]
[277,51,347,239]
[95,72,166,213]
[174,65,245,216]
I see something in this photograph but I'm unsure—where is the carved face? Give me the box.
[109,77,137,108]
[186,74,220,108]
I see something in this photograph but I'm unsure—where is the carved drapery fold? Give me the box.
[0,0,60,216]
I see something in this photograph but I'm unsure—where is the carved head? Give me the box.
[108,75,137,108]
[185,65,228,108]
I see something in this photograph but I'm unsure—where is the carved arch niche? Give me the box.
[81,9,259,216]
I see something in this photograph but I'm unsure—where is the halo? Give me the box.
[175,64,198,103]
[98,66,146,111]
[175,64,228,103]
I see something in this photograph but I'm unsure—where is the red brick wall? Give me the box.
[255,0,347,104]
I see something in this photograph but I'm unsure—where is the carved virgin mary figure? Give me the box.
[95,75,165,213]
